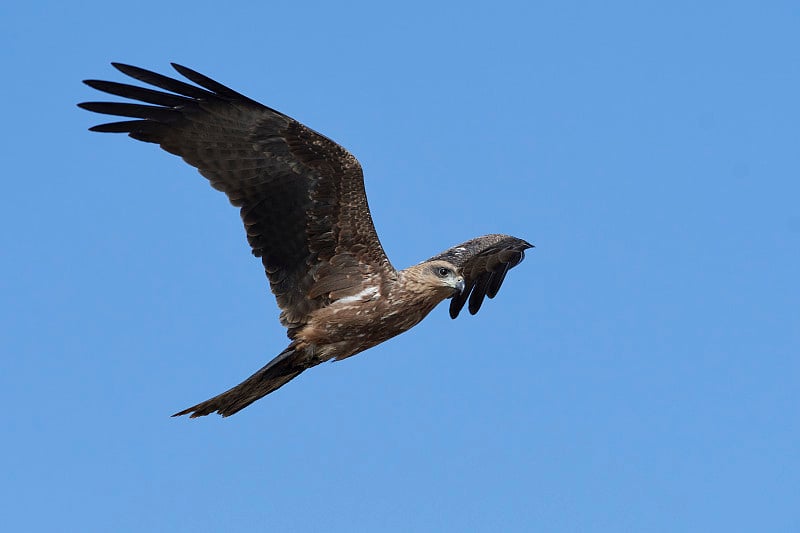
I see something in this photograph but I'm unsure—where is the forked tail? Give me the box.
[172,346,308,418]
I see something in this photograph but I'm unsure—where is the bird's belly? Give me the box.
[298,299,435,361]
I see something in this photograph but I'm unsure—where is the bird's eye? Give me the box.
[437,267,450,277]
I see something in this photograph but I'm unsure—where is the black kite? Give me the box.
[79,63,533,417]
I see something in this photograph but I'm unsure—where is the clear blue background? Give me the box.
[2,1,798,531]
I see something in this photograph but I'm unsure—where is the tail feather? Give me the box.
[172,346,308,418]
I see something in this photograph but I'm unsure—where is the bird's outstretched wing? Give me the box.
[79,63,393,336]
[427,234,532,318]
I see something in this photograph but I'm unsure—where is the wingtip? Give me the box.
[170,62,198,79]
[449,306,460,319]
[110,62,150,78]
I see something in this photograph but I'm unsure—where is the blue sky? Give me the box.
[2,1,798,531]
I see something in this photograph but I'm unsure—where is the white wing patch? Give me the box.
[336,286,380,304]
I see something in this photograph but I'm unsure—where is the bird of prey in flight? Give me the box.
[79,63,532,418]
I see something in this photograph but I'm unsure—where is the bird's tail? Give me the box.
[172,345,309,418]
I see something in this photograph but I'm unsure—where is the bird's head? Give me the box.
[407,260,465,297]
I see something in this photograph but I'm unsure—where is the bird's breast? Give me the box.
[296,290,442,361]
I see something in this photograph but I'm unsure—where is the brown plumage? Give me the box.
[79,63,533,417]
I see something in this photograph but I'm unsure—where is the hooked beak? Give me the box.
[454,277,465,294]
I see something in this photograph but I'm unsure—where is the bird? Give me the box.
[79,63,533,418]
